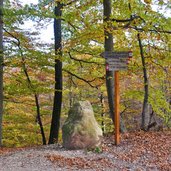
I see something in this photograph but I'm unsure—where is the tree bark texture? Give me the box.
[48,2,63,144]
[103,0,114,121]
[137,33,149,130]
[0,0,3,147]
[35,94,46,145]
[103,0,126,133]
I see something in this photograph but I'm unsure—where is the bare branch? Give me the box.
[3,28,20,46]
[63,0,78,6]
[111,15,143,23]
[68,52,103,65]
[63,69,99,88]
[61,18,80,31]
[4,98,34,106]
[129,26,171,34]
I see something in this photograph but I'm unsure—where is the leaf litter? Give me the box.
[0,131,170,171]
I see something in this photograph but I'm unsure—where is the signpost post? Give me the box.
[101,51,132,145]
[115,70,120,145]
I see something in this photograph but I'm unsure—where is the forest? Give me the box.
[0,0,171,149]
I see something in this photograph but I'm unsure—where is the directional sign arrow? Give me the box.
[107,64,128,71]
[106,58,127,63]
[101,51,132,58]
[106,62,128,71]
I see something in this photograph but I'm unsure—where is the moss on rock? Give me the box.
[62,101,103,149]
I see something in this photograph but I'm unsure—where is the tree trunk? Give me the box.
[100,92,105,133]
[0,0,3,147]
[103,0,114,120]
[48,2,62,144]
[35,94,46,145]
[103,0,126,133]
[137,33,149,130]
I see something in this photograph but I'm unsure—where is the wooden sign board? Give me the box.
[101,51,132,59]
[101,51,132,71]
[106,56,128,71]
[106,63,127,71]
[106,58,127,64]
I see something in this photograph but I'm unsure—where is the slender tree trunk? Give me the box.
[35,94,46,145]
[4,28,47,145]
[103,0,126,133]
[22,53,46,145]
[137,33,149,130]
[69,75,73,108]
[22,51,46,145]
[48,2,62,144]
[100,92,105,133]
[0,0,3,147]
[22,58,47,145]
[20,41,47,145]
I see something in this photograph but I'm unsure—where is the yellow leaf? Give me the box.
[144,0,152,4]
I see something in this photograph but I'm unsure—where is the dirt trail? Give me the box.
[0,131,170,171]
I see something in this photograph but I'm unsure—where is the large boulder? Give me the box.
[62,101,103,149]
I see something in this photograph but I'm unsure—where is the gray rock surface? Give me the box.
[62,101,103,149]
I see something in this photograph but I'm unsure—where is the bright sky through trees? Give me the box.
[20,0,170,44]
[21,0,53,43]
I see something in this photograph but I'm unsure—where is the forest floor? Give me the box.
[0,131,170,171]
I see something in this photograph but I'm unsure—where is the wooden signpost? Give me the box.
[101,51,132,145]
[114,70,120,145]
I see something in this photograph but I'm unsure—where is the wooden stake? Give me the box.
[114,71,120,145]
